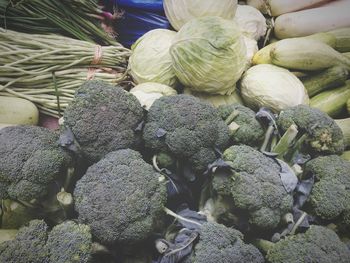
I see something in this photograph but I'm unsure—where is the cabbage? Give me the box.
[234,5,267,40]
[130,82,177,110]
[170,16,247,95]
[240,64,309,113]
[164,0,238,31]
[129,29,178,87]
[184,88,243,108]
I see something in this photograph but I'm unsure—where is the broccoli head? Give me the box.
[73,149,167,245]
[277,105,344,155]
[303,155,350,229]
[186,222,264,263]
[266,225,350,263]
[0,125,72,202]
[143,94,230,172]
[206,145,293,230]
[218,103,265,146]
[63,80,145,163]
[0,220,92,263]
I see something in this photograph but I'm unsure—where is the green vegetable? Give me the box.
[240,64,309,113]
[335,118,350,147]
[310,80,350,118]
[347,97,350,114]
[341,151,350,161]
[302,66,348,97]
[328,27,350,52]
[170,16,246,95]
[129,29,179,87]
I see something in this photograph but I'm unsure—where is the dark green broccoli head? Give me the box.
[211,145,293,230]
[143,94,230,172]
[46,221,92,263]
[218,103,264,146]
[187,222,264,263]
[303,155,350,227]
[277,105,344,155]
[0,220,92,263]
[0,126,72,201]
[63,80,145,163]
[0,220,49,263]
[266,225,350,263]
[73,149,167,245]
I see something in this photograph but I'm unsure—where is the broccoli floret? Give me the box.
[46,221,92,263]
[73,149,167,245]
[277,105,344,155]
[218,104,265,146]
[303,155,350,229]
[0,126,72,201]
[206,145,293,230]
[63,80,144,163]
[184,222,264,263]
[0,220,49,263]
[143,94,230,172]
[266,225,350,263]
[0,220,92,263]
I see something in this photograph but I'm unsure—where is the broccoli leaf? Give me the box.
[294,176,314,209]
[276,159,298,193]
[176,205,207,231]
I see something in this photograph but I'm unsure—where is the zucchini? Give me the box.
[310,80,350,118]
[0,96,39,127]
[328,27,350,52]
[302,66,348,97]
[335,118,350,147]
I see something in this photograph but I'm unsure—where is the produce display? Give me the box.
[1,1,350,263]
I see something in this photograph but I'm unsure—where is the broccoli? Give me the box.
[0,220,92,263]
[218,103,265,147]
[73,149,167,245]
[184,222,265,263]
[0,125,74,226]
[277,105,345,155]
[256,225,350,263]
[62,80,145,163]
[203,145,293,231]
[303,155,350,230]
[143,94,230,173]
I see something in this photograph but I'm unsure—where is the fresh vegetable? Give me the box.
[129,29,179,87]
[277,105,345,155]
[0,29,130,117]
[143,94,230,173]
[234,5,267,41]
[303,155,350,229]
[73,149,167,245]
[310,80,350,118]
[170,16,246,95]
[327,27,350,52]
[243,36,259,65]
[246,0,269,14]
[62,80,145,163]
[341,151,350,161]
[240,64,309,113]
[335,118,350,147]
[183,88,244,108]
[274,0,350,39]
[256,226,350,263]
[348,97,350,114]
[129,83,177,110]
[270,38,350,71]
[163,0,237,31]
[302,66,348,97]
[268,0,331,17]
[0,97,39,126]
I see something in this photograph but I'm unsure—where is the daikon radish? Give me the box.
[269,0,332,16]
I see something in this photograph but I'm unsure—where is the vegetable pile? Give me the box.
[1,0,350,263]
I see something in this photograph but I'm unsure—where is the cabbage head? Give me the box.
[129,29,179,88]
[170,16,247,95]
[240,64,309,113]
[130,83,177,110]
[164,0,237,31]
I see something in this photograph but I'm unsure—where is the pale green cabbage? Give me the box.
[170,16,247,95]
[129,29,178,88]
[184,88,243,108]
[164,0,237,31]
[130,83,177,110]
[240,64,309,113]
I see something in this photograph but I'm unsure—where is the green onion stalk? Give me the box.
[0,0,119,45]
[0,28,132,117]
